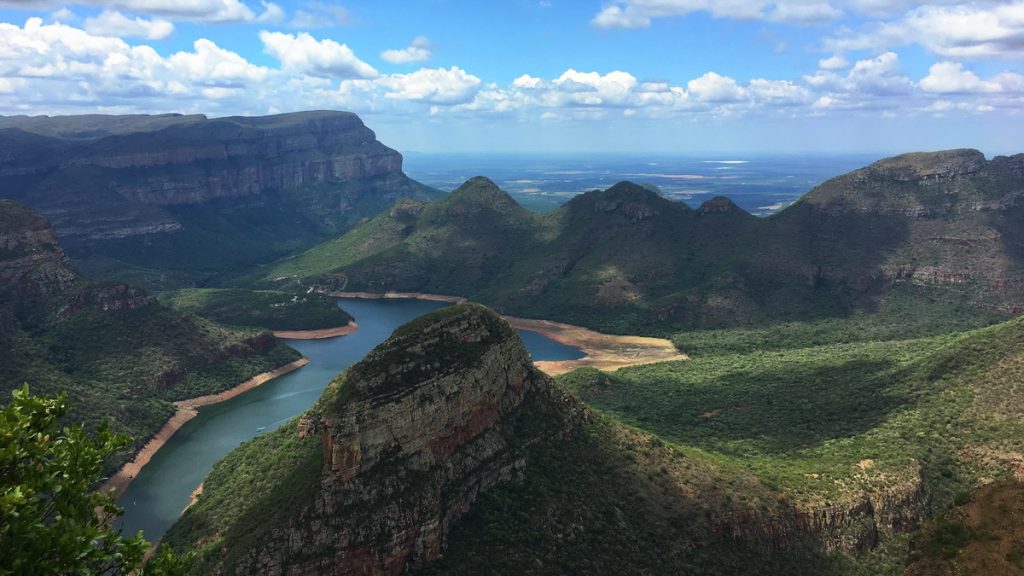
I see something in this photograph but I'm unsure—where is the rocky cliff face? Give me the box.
[218,305,583,575]
[797,149,1024,217]
[0,111,406,205]
[0,199,77,300]
[0,200,159,324]
[710,464,926,556]
[0,111,437,286]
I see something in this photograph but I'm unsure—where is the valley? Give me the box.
[2,0,1020,572]
[2,111,1023,576]
[116,297,592,543]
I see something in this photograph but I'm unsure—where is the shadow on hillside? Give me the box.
[755,206,915,321]
[575,356,907,455]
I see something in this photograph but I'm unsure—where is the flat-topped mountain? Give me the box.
[0,111,439,287]
[258,149,1024,333]
[791,148,1024,216]
[0,201,300,469]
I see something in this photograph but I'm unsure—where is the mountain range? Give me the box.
[256,148,1024,333]
[4,111,1024,575]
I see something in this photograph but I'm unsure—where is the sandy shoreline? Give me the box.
[330,291,686,376]
[504,315,688,375]
[273,321,358,340]
[329,290,468,304]
[102,357,311,498]
[104,293,682,499]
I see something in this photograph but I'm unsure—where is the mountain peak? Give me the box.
[794,148,1008,218]
[567,180,687,222]
[697,196,747,216]
[173,303,581,574]
[342,303,521,401]
[437,177,526,215]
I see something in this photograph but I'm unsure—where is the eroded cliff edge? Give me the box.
[168,304,932,576]
[0,111,438,285]
[168,304,587,575]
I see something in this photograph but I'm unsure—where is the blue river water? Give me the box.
[117,297,583,542]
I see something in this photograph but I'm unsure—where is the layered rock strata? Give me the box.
[227,304,583,575]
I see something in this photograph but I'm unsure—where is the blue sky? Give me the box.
[0,1,1021,154]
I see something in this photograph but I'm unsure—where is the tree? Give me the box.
[0,385,189,575]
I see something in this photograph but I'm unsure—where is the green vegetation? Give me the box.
[419,414,852,576]
[157,288,351,331]
[0,386,190,575]
[249,151,1024,335]
[1,300,301,469]
[161,294,1024,575]
[0,201,302,470]
[670,288,1002,356]
[0,112,439,289]
[165,422,323,573]
[906,482,1024,575]
[420,310,1024,575]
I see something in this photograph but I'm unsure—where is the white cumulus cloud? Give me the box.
[687,71,744,102]
[0,0,281,23]
[920,61,1024,94]
[338,66,481,105]
[591,0,848,28]
[84,10,174,40]
[259,30,378,79]
[818,55,849,70]
[826,2,1024,59]
[380,37,431,64]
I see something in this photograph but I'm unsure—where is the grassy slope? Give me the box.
[0,298,301,470]
[157,288,351,331]
[906,482,1024,575]
[246,152,1024,335]
[163,302,1024,575]
[235,200,422,289]
[556,314,1024,572]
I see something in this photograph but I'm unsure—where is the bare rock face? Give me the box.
[0,199,77,298]
[0,112,436,282]
[232,304,583,576]
[1,112,404,206]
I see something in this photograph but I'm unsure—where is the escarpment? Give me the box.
[0,111,438,285]
[169,304,585,575]
[709,464,926,556]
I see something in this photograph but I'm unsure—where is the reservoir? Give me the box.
[118,297,583,542]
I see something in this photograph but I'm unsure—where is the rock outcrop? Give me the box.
[0,199,77,299]
[710,464,926,555]
[213,304,583,576]
[797,149,1024,217]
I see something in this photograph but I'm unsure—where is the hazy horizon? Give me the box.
[0,1,1020,154]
